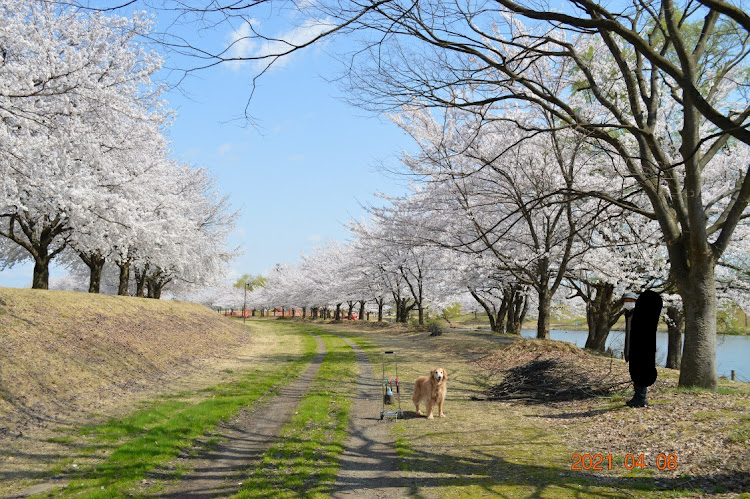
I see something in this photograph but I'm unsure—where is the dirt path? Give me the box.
[152,329,410,498]
[146,333,327,498]
[331,336,412,498]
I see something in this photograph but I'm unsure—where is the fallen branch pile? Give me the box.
[482,356,630,403]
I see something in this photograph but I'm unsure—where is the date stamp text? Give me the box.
[571,453,678,471]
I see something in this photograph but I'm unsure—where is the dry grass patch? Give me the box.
[477,336,750,496]
[0,288,253,437]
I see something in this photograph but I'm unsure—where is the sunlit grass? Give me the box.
[234,328,357,498]
[47,324,319,498]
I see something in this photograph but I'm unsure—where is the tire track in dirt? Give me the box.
[331,335,412,498]
[146,332,326,498]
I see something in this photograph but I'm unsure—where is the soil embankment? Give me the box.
[0,287,250,438]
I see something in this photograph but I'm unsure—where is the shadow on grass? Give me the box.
[335,428,749,497]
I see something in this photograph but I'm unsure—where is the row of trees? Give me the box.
[227,109,746,361]
[0,1,237,296]
[68,0,750,388]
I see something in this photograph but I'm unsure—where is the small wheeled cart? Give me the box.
[380,350,404,420]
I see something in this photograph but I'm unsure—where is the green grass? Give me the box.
[234,327,357,498]
[726,413,750,444]
[42,323,319,498]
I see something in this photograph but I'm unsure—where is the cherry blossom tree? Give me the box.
[0,1,167,289]
[386,103,614,339]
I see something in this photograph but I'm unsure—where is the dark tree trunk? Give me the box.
[496,288,513,333]
[536,287,552,339]
[400,298,416,323]
[347,301,355,320]
[507,286,528,335]
[135,268,146,297]
[469,289,501,333]
[358,300,366,321]
[1,214,69,290]
[584,283,619,352]
[116,261,130,296]
[32,258,50,290]
[79,251,105,294]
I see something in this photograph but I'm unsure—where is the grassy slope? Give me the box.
[0,287,250,435]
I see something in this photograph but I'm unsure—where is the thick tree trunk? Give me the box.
[134,266,147,297]
[487,312,498,333]
[678,262,717,388]
[2,215,68,290]
[335,303,342,321]
[79,252,105,294]
[32,258,50,290]
[497,289,512,333]
[88,261,104,293]
[377,300,384,322]
[666,304,684,370]
[116,261,130,296]
[536,289,551,339]
[585,318,610,352]
[358,300,366,321]
[584,283,615,352]
[347,301,355,320]
[507,286,528,335]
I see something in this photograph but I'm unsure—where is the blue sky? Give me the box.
[166,41,411,283]
[0,8,412,288]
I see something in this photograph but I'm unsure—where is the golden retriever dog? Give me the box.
[412,367,447,419]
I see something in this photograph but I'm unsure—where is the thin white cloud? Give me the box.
[225,20,259,71]
[225,18,336,72]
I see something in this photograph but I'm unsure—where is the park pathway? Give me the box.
[149,333,326,498]
[331,335,412,498]
[147,328,410,498]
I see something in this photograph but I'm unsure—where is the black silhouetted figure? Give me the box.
[626,290,662,407]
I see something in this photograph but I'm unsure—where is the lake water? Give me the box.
[519,329,749,382]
